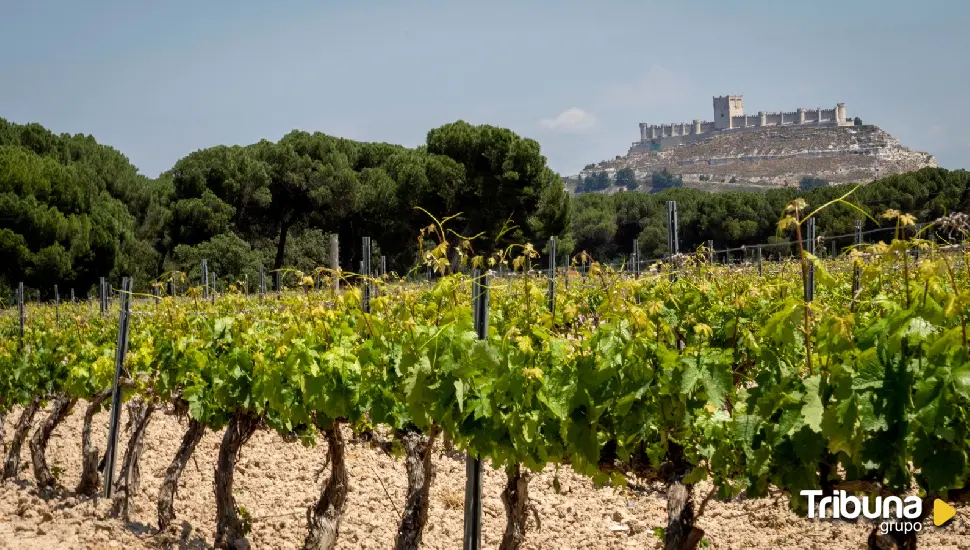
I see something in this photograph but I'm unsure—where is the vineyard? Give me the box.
[2,208,970,550]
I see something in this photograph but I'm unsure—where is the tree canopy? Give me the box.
[0,118,571,300]
[569,166,970,262]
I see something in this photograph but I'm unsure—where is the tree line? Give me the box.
[1,114,967,301]
[575,167,682,193]
[570,166,970,261]
[0,118,569,300]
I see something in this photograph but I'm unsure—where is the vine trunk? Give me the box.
[394,428,438,550]
[303,423,348,550]
[76,389,113,496]
[214,413,260,549]
[110,399,156,521]
[29,395,76,489]
[664,442,704,550]
[3,396,42,479]
[158,417,206,532]
[499,463,532,550]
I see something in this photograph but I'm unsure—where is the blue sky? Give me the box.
[1,1,967,177]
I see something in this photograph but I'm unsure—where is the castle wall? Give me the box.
[629,121,853,155]
[631,98,849,154]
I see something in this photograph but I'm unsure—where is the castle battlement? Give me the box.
[632,96,849,153]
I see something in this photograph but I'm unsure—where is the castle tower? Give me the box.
[713,95,743,130]
[837,103,847,124]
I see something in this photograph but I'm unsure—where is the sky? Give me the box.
[1,0,967,178]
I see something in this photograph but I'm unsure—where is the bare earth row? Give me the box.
[0,402,966,549]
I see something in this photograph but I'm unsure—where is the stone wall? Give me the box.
[632,99,851,154]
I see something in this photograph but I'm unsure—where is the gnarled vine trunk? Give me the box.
[214,413,260,550]
[394,428,438,550]
[499,463,532,550]
[664,442,704,550]
[303,423,348,550]
[867,522,917,550]
[76,389,113,496]
[158,417,205,532]
[866,494,925,550]
[3,396,42,480]
[29,396,76,489]
[110,400,156,521]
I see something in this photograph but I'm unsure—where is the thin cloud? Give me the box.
[598,65,692,109]
[538,107,596,133]
[929,125,946,136]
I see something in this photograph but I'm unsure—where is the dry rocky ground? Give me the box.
[577,125,937,190]
[1,402,968,550]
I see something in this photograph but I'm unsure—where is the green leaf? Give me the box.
[454,380,465,413]
[952,365,970,401]
[801,375,824,432]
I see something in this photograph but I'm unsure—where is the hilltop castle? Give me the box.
[630,95,849,153]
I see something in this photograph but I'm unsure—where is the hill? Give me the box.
[573,124,936,193]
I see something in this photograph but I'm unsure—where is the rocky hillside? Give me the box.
[574,124,936,192]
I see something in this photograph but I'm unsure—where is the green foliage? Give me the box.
[800,177,828,192]
[578,172,610,193]
[425,121,570,255]
[570,167,970,264]
[614,168,637,191]
[650,169,682,193]
[4,232,969,538]
[0,123,159,300]
[854,117,863,126]
[2,119,568,297]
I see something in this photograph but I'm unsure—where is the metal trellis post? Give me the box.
[362,237,372,314]
[806,218,816,303]
[18,282,25,350]
[99,277,107,316]
[667,200,679,281]
[202,259,209,300]
[464,269,489,550]
[331,234,340,292]
[852,220,862,298]
[103,276,133,499]
[548,237,556,318]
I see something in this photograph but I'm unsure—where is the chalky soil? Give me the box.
[0,403,967,549]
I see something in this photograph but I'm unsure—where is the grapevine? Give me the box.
[1,216,969,550]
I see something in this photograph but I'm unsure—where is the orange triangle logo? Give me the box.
[934,499,956,527]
